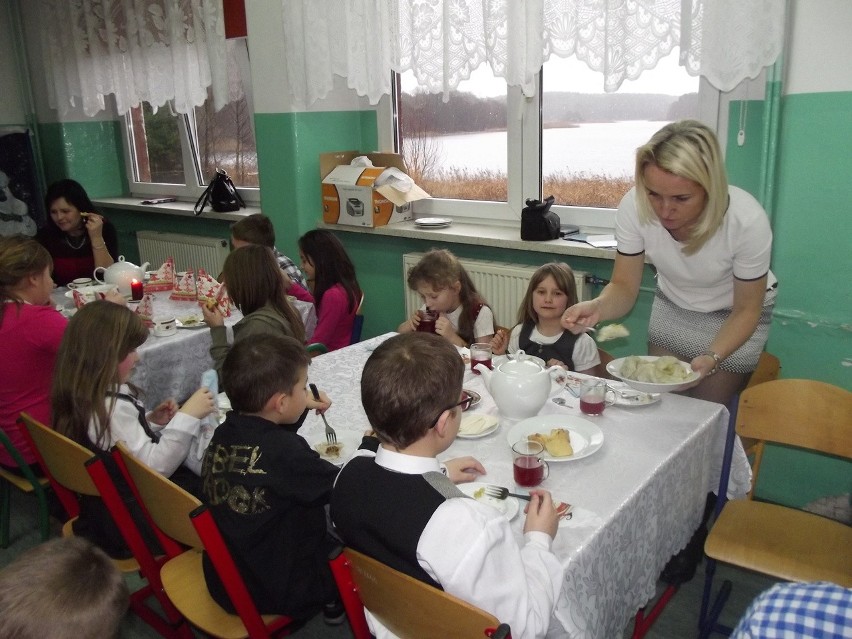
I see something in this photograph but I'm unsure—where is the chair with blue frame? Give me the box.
[0,426,51,548]
[698,379,852,638]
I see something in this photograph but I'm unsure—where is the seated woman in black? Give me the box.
[36,179,117,286]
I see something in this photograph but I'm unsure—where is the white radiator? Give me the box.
[402,253,589,328]
[136,231,230,274]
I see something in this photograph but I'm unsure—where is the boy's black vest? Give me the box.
[331,456,467,588]
[517,320,579,370]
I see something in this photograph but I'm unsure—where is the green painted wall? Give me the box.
[37,121,127,196]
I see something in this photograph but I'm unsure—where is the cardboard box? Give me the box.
[321,151,429,227]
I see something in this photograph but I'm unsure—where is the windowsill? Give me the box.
[318,219,620,260]
[92,197,261,222]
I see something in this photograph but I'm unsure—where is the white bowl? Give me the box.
[606,355,700,393]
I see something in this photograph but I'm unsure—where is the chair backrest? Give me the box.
[0,428,46,493]
[596,348,616,379]
[334,547,510,639]
[737,379,852,497]
[350,293,366,344]
[18,412,97,518]
[747,351,781,388]
[115,442,291,638]
[114,442,204,549]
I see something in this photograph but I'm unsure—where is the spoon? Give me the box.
[552,397,574,408]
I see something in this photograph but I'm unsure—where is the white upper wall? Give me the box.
[786,0,852,94]
[0,0,26,124]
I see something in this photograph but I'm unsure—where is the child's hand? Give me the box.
[444,456,486,483]
[523,489,559,539]
[546,358,567,369]
[180,387,216,419]
[200,301,224,327]
[148,399,178,425]
[307,388,332,413]
[434,315,462,345]
[490,328,509,354]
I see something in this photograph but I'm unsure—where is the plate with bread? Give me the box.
[506,415,604,462]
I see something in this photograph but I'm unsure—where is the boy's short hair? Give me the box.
[0,537,129,639]
[361,333,464,448]
[231,213,276,248]
[223,334,310,413]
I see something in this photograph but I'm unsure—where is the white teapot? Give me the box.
[94,256,150,296]
[476,351,563,421]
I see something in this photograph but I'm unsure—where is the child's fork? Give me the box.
[309,383,336,444]
[484,485,531,501]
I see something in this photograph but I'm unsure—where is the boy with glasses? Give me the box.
[331,332,564,638]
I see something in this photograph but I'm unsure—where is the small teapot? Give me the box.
[476,350,563,421]
[94,256,150,297]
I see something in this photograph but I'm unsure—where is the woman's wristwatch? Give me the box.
[700,350,721,375]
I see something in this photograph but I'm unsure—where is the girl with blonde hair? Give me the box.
[0,236,65,471]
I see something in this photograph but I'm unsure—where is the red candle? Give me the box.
[130,279,143,301]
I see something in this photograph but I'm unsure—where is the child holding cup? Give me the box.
[398,249,495,347]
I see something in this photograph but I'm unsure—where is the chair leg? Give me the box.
[698,558,733,638]
[632,585,678,639]
[0,480,10,548]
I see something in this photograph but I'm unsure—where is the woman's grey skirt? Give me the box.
[648,286,777,374]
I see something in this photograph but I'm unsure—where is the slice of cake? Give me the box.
[529,429,574,457]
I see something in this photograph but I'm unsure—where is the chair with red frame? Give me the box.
[328,546,512,639]
[113,441,296,639]
[17,412,185,638]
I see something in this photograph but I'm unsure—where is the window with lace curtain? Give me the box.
[124,38,259,200]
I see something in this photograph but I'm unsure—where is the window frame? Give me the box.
[120,39,260,206]
[385,69,722,230]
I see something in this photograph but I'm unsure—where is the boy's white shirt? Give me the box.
[344,446,565,639]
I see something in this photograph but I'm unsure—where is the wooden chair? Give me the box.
[329,546,512,639]
[746,351,781,389]
[114,442,295,639]
[0,428,50,548]
[698,380,852,638]
[596,347,616,379]
[16,413,182,634]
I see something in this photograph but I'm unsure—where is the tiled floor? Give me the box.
[1,488,777,638]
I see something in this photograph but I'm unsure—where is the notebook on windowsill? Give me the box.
[563,233,617,248]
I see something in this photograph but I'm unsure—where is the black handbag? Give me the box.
[194,168,245,216]
[521,195,560,241]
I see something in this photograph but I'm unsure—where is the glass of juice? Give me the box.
[470,342,492,374]
[416,309,438,333]
[579,379,616,415]
[512,440,549,487]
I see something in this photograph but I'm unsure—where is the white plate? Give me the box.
[609,382,661,407]
[64,284,117,299]
[305,430,363,466]
[457,482,520,520]
[414,217,452,226]
[606,356,700,393]
[506,415,604,462]
[457,413,499,439]
[176,317,207,329]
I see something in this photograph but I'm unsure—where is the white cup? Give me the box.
[68,277,93,289]
[153,317,177,337]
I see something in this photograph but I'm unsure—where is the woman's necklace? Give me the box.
[64,233,87,250]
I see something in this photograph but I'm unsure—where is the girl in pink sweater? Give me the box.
[298,230,362,352]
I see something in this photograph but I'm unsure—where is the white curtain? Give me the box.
[39,0,231,117]
[280,0,786,108]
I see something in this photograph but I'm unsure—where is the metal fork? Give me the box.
[484,485,531,501]
[309,383,336,444]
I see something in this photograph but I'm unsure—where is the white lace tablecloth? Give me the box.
[51,289,317,409]
[300,333,752,639]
